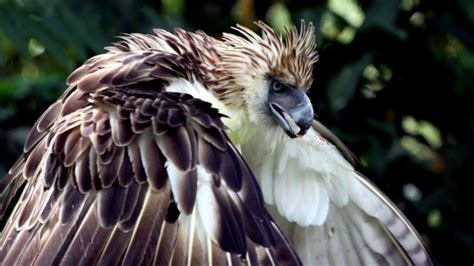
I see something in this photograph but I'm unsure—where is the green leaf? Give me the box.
[266,3,293,33]
[327,54,371,112]
[360,0,407,40]
[459,0,474,25]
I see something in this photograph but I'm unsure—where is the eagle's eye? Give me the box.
[271,79,284,92]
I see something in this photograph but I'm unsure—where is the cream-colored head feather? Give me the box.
[104,21,318,114]
[215,21,318,105]
[222,21,318,87]
[211,20,318,131]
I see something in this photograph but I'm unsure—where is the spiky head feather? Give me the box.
[218,21,319,93]
[93,21,318,108]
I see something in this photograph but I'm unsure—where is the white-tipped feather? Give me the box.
[195,167,220,245]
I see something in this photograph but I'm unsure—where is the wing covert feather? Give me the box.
[0,83,301,265]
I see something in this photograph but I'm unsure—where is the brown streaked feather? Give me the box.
[56,165,71,190]
[157,126,194,171]
[118,181,141,224]
[25,182,52,229]
[119,183,148,231]
[153,220,179,266]
[219,146,242,191]
[137,132,168,190]
[23,139,47,179]
[0,23,305,265]
[96,227,132,265]
[51,129,70,155]
[209,241,229,265]
[210,185,246,255]
[98,146,124,188]
[168,168,197,215]
[127,140,148,184]
[193,123,227,152]
[98,183,128,228]
[37,100,63,132]
[169,225,187,265]
[111,109,135,145]
[16,226,42,265]
[74,151,92,193]
[41,152,60,188]
[61,201,112,265]
[59,183,87,224]
[198,136,222,175]
[0,177,24,220]
[35,195,94,265]
[64,130,90,167]
[117,146,135,186]
[16,182,41,230]
[1,225,39,265]
[267,220,301,264]
[61,89,89,117]
[23,124,47,154]
[122,186,169,265]
[38,183,61,223]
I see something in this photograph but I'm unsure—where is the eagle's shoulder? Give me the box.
[0,27,301,265]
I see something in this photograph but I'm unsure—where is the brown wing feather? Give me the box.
[0,45,301,264]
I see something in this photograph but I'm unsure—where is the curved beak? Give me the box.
[267,87,314,138]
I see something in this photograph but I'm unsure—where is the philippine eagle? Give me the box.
[0,21,433,265]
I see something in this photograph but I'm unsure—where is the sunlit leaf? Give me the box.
[400,136,437,161]
[401,0,420,11]
[162,0,184,16]
[402,116,443,149]
[328,0,364,28]
[266,3,293,33]
[337,27,355,44]
[427,209,442,228]
[409,12,425,27]
[320,11,339,39]
[403,183,422,202]
[402,116,417,134]
[28,38,45,57]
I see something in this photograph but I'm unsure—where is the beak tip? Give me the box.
[267,88,314,138]
[296,128,308,137]
[296,120,312,135]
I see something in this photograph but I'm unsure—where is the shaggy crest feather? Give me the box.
[100,21,318,108]
[219,21,319,93]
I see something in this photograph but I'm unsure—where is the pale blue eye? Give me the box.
[272,81,283,91]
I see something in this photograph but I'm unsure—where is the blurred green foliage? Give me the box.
[0,0,473,264]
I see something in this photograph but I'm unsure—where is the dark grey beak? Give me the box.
[268,85,314,138]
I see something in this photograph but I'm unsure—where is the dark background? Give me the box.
[0,0,473,264]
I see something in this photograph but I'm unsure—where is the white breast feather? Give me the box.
[241,127,354,226]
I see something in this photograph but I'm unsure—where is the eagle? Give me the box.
[0,21,433,265]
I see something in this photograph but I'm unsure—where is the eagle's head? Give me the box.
[217,21,319,138]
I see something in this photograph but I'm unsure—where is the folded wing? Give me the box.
[0,49,300,266]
